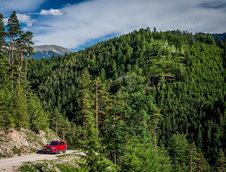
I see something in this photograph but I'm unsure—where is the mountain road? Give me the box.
[0,150,78,172]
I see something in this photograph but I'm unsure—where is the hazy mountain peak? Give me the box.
[34,45,72,54]
[32,45,72,59]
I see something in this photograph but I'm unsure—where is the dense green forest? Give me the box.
[0,11,50,131]
[1,12,226,171]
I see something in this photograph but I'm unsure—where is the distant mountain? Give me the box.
[32,45,72,59]
[211,33,226,41]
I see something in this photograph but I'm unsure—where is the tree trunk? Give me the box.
[25,57,28,77]
[95,81,99,139]
[154,127,157,148]
[10,41,14,88]
[189,150,193,172]
[113,152,117,164]
[11,41,14,66]
[18,51,23,86]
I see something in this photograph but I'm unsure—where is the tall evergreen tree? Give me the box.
[7,11,22,66]
[28,92,49,131]
[14,84,29,128]
[16,31,33,77]
[216,149,226,172]
[0,13,6,54]
[121,137,172,172]
[168,134,190,171]
[0,59,14,129]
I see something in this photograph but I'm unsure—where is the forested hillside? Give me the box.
[1,11,225,171]
[0,12,50,132]
[28,28,226,171]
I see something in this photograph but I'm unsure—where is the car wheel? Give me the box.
[63,148,66,153]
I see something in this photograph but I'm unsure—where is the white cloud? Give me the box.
[40,9,64,16]
[0,0,45,12]
[17,14,33,27]
[32,0,226,49]
[3,14,33,27]
[3,18,8,25]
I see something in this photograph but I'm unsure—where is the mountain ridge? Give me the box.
[32,45,72,59]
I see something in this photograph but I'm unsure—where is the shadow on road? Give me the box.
[36,150,57,155]
[36,150,45,154]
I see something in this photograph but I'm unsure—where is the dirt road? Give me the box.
[0,150,77,172]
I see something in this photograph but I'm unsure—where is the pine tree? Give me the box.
[216,149,226,172]
[0,59,14,129]
[94,77,112,139]
[188,142,199,172]
[168,134,190,171]
[13,84,29,128]
[195,150,211,172]
[78,80,103,171]
[50,108,64,134]
[223,40,226,68]
[7,11,22,66]
[0,13,6,54]
[16,31,33,80]
[28,92,49,131]
[121,137,172,171]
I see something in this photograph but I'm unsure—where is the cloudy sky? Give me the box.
[1,0,226,50]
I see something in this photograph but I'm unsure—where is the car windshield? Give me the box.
[49,141,59,146]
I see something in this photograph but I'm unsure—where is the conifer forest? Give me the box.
[0,11,226,171]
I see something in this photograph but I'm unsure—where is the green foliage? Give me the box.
[20,27,226,169]
[0,12,49,133]
[56,164,82,172]
[84,154,119,172]
[195,151,211,172]
[20,163,36,172]
[121,137,172,172]
[12,146,22,155]
[7,11,22,39]
[0,59,14,129]
[101,73,161,166]
[168,134,190,171]
[0,13,6,50]
[159,42,225,165]
[215,149,226,172]
[14,85,29,128]
[27,92,49,131]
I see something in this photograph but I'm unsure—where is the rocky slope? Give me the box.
[0,129,59,158]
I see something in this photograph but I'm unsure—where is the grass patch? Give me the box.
[12,146,22,155]
[0,153,7,158]
[56,164,89,172]
[0,133,8,142]
[57,153,71,159]
[20,163,36,172]
[20,162,55,172]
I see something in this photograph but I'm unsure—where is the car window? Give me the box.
[60,142,64,145]
[49,141,59,146]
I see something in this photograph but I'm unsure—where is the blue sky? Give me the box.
[1,0,226,50]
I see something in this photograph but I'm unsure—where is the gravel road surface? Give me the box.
[0,150,77,172]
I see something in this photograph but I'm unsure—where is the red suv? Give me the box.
[43,140,67,154]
